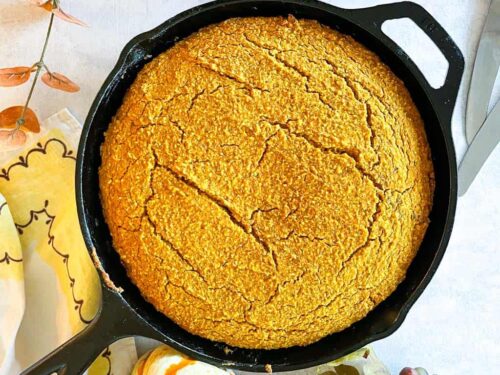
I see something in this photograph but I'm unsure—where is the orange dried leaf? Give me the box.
[41,72,80,92]
[0,106,40,133]
[53,6,87,26]
[40,1,53,11]
[35,1,87,26]
[32,0,54,12]
[0,129,27,147]
[0,67,33,87]
[32,0,54,11]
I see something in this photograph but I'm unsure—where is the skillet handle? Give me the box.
[354,1,464,126]
[20,286,161,375]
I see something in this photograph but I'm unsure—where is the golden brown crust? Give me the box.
[99,16,434,349]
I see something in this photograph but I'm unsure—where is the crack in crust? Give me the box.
[159,164,279,271]
[243,34,340,116]
[258,116,384,192]
[195,61,270,95]
[144,152,260,306]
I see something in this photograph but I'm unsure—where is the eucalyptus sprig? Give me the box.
[0,0,85,147]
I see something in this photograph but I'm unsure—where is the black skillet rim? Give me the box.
[76,0,461,371]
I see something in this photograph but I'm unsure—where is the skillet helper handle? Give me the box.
[355,1,464,126]
[20,287,160,375]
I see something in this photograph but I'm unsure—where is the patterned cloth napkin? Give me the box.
[0,109,136,375]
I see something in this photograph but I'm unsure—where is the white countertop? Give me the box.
[1,0,499,374]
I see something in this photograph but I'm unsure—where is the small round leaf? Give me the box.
[41,72,80,93]
[0,106,40,133]
[0,67,32,87]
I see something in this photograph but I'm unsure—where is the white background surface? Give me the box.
[1,0,499,374]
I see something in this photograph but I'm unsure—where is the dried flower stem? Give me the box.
[16,9,55,129]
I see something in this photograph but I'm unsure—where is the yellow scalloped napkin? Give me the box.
[0,109,136,375]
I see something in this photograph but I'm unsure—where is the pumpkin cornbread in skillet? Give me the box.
[99,16,434,349]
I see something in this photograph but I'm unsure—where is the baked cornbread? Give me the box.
[99,16,434,349]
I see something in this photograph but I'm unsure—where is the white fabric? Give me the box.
[0,280,25,375]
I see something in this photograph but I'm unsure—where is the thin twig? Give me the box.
[16,10,55,129]
[42,63,52,75]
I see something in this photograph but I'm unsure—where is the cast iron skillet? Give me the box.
[22,0,464,374]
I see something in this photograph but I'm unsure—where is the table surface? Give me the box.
[1,0,499,374]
